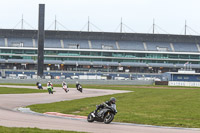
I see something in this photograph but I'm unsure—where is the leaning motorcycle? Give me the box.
[63,85,69,93]
[77,85,83,93]
[37,84,43,89]
[87,105,117,124]
[47,85,53,94]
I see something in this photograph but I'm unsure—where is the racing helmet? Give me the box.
[110,97,116,104]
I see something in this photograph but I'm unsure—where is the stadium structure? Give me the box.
[0,29,200,79]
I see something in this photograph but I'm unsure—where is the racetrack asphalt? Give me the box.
[0,85,199,133]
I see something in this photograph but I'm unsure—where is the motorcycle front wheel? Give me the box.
[87,112,95,122]
[104,113,114,124]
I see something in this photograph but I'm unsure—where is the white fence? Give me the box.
[169,81,200,87]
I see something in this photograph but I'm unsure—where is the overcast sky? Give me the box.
[0,0,200,35]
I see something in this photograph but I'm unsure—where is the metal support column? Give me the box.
[37,4,45,78]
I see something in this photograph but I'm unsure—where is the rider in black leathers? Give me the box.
[94,97,117,115]
[76,81,81,89]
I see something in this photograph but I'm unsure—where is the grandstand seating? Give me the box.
[173,43,198,52]
[63,39,89,49]
[2,37,199,53]
[0,38,5,47]
[118,41,144,51]
[7,37,33,47]
[91,40,117,50]
[2,29,200,76]
[146,42,171,51]
[44,39,61,48]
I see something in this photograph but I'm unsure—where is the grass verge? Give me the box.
[0,87,46,94]
[0,83,76,88]
[0,126,86,133]
[0,83,199,89]
[28,85,200,128]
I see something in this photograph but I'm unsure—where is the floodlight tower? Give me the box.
[120,18,123,33]
[21,14,24,29]
[88,16,90,32]
[153,18,155,34]
[184,20,187,35]
[55,15,57,30]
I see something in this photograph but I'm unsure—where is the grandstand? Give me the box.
[0,29,200,75]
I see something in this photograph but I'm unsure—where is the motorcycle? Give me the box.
[36,82,43,89]
[63,85,69,93]
[47,85,53,94]
[37,84,43,89]
[87,105,117,124]
[77,84,83,93]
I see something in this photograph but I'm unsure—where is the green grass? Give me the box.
[0,87,46,94]
[28,85,200,128]
[0,126,86,133]
[0,83,76,88]
[1,83,199,89]
[0,83,37,86]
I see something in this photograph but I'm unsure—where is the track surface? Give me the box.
[0,85,199,133]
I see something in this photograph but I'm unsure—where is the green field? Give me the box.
[0,87,46,94]
[28,85,200,128]
[0,126,86,133]
[0,83,77,88]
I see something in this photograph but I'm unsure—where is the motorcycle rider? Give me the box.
[47,81,53,89]
[62,81,67,87]
[62,81,69,92]
[94,97,117,115]
[36,82,39,86]
[76,81,80,89]
[47,81,51,86]
[36,82,43,89]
